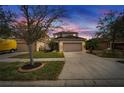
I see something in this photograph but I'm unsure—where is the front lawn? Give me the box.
[0,61,64,80]
[11,51,64,58]
[87,50,124,58]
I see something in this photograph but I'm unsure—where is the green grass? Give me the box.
[0,61,64,81]
[11,51,64,58]
[88,50,124,58]
[100,50,124,58]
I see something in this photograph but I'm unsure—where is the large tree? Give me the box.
[12,5,65,65]
[0,6,15,38]
[111,11,124,41]
[96,10,119,49]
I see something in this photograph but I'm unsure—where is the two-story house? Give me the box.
[53,31,86,52]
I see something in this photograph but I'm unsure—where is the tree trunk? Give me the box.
[28,44,34,65]
[111,30,116,51]
[89,47,93,54]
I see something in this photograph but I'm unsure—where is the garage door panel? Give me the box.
[63,43,82,52]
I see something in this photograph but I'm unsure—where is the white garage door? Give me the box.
[63,43,82,52]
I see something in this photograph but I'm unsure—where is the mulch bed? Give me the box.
[18,62,45,73]
[21,62,42,69]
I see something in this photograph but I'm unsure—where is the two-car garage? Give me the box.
[59,41,85,52]
[63,43,82,52]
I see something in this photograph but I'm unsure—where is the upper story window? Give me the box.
[54,35,58,38]
[73,34,76,36]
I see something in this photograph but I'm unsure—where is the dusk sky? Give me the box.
[4,5,124,39]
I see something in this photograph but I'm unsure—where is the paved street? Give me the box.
[59,52,124,80]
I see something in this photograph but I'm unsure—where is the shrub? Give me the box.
[48,40,58,51]
[85,39,98,53]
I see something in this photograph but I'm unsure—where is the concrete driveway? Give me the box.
[59,52,124,80]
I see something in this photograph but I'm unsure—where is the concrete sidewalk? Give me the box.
[0,52,28,59]
[0,80,124,87]
[0,52,65,62]
[0,58,65,62]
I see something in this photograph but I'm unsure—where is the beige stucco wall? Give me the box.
[82,41,85,51]
[59,41,63,52]
[59,41,85,52]
[36,41,45,51]
[16,39,36,52]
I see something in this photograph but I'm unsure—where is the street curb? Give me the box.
[0,80,124,87]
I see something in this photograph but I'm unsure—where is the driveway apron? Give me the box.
[59,52,124,80]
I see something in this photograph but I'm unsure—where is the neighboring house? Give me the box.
[96,39,110,50]
[53,31,86,52]
[93,38,124,50]
[112,42,124,50]
[16,37,49,52]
